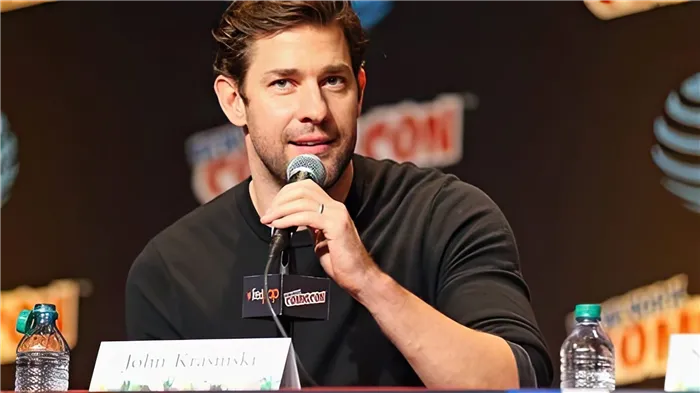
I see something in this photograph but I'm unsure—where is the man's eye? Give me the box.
[271,79,290,89]
[326,76,345,86]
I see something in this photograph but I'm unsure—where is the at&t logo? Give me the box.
[651,72,700,214]
[1,112,19,206]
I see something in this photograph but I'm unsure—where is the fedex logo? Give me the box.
[356,93,473,168]
[246,288,279,304]
[583,0,687,20]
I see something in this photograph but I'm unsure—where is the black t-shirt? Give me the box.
[125,154,554,388]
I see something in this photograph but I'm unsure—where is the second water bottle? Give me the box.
[560,303,615,390]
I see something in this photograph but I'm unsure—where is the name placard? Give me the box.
[664,334,700,391]
[89,338,300,391]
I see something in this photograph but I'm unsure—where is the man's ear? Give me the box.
[214,75,247,127]
[357,66,367,114]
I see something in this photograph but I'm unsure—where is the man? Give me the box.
[125,1,553,389]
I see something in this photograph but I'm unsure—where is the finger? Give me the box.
[269,181,326,209]
[260,198,320,224]
[269,211,326,231]
[313,228,325,244]
[314,238,329,257]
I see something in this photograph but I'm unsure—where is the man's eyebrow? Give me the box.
[321,63,353,75]
[263,68,299,78]
[262,63,353,79]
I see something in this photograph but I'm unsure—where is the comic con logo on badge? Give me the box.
[283,289,327,308]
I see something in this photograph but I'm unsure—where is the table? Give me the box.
[0,386,666,393]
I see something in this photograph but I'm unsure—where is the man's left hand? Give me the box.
[260,179,379,295]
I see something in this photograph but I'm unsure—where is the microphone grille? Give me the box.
[287,154,327,185]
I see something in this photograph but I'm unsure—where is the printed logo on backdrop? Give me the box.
[650,72,700,215]
[356,93,476,168]
[186,124,250,205]
[187,93,475,204]
[351,1,393,30]
[583,0,688,20]
[1,279,93,364]
[564,274,700,386]
[0,0,54,13]
[1,112,19,206]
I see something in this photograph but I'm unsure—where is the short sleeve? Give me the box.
[426,178,553,388]
[125,241,183,340]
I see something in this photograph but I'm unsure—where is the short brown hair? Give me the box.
[212,1,368,95]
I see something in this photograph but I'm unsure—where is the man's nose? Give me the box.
[297,84,329,124]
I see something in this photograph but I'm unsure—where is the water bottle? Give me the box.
[14,304,70,392]
[560,304,615,390]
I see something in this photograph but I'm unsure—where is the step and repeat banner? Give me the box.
[1,1,699,390]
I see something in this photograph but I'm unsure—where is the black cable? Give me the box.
[263,232,319,387]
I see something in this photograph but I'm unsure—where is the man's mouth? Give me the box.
[288,137,335,155]
[290,141,328,146]
[289,138,333,146]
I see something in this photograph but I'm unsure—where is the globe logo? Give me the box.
[651,72,700,214]
[351,1,393,30]
[1,112,19,207]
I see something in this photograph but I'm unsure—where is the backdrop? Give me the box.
[2,1,699,390]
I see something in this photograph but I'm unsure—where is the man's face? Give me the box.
[239,23,363,189]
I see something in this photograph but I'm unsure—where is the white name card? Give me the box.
[664,334,700,392]
[89,338,300,391]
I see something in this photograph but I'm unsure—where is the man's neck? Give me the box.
[249,159,355,220]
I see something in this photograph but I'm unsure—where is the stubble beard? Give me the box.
[249,131,356,191]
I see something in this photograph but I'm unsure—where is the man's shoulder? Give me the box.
[162,183,242,243]
[354,154,493,209]
[131,180,247,270]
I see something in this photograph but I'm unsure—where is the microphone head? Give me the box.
[286,154,327,185]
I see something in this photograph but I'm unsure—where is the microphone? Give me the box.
[286,153,327,185]
[270,154,327,252]
[242,153,331,320]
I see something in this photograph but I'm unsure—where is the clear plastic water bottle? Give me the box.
[560,304,615,390]
[14,304,70,392]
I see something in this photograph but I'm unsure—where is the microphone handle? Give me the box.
[269,168,315,250]
[279,242,296,275]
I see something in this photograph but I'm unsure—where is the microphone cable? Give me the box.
[263,230,319,387]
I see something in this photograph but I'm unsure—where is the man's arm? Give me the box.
[260,177,553,389]
[125,241,183,340]
[355,270,520,389]
[354,180,552,389]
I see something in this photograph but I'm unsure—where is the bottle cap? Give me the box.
[15,310,32,334]
[33,303,58,320]
[574,304,601,319]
